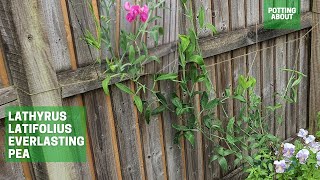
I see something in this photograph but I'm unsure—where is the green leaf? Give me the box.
[268,163,273,172]
[171,97,183,108]
[129,45,135,63]
[234,95,246,103]
[227,117,235,133]
[156,73,178,81]
[156,92,167,105]
[189,55,204,65]
[210,155,219,163]
[151,105,166,115]
[203,115,213,129]
[198,6,205,28]
[147,56,160,63]
[134,95,143,112]
[172,124,189,131]
[184,131,195,147]
[201,91,209,107]
[178,35,190,53]
[102,75,111,95]
[133,55,146,65]
[144,107,151,124]
[115,83,133,95]
[205,23,218,34]
[206,99,220,109]
[218,157,228,171]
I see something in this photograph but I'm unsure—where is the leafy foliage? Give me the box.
[85,0,310,179]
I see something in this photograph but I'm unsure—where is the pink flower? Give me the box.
[124,2,131,11]
[139,5,149,22]
[126,12,136,23]
[124,2,149,23]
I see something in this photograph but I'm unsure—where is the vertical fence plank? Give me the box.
[110,81,146,180]
[286,32,299,138]
[160,80,184,180]
[274,34,287,139]
[139,76,167,180]
[261,39,275,134]
[82,89,122,180]
[203,56,220,180]
[0,41,9,88]
[230,0,246,173]
[247,0,261,96]
[39,0,71,72]
[67,0,99,67]
[8,0,87,179]
[297,29,309,130]
[309,0,320,133]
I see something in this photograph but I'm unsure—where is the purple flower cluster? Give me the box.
[273,128,320,174]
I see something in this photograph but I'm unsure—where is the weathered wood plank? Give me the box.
[286,32,299,138]
[200,12,312,59]
[0,100,18,120]
[309,0,320,133]
[110,81,145,180]
[57,15,311,99]
[138,76,167,180]
[230,0,246,174]
[261,39,275,135]
[67,0,99,67]
[8,0,90,179]
[0,86,17,106]
[274,33,287,140]
[0,39,9,88]
[203,56,220,180]
[39,0,72,72]
[0,119,25,180]
[82,89,122,180]
[297,29,309,130]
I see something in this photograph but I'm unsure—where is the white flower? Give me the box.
[283,143,295,158]
[309,142,320,153]
[274,160,286,173]
[296,149,310,164]
[298,129,308,138]
[305,135,316,144]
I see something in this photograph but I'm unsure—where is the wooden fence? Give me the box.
[0,0,319,179]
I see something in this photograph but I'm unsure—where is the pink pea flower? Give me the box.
[139,5,149,22]
[124,2,141,23]
[126,12,136,23]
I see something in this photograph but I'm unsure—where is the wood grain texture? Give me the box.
[274,34,287,139]
[138,76,167,180]
[82,89,122,180]
[230,0,246,174]
[39,0,72,72]
[0,86,17,106]
[159,80,184,180]
[67,0,99,67]
[110,81,145,180]
[0,120,25,180]
[309,0,320,133]
[0,100,18,120]
[286,32,299,138]
[261,39,275,135]
[0,39,9,87]
[200,12,312,59]
[203,56,220,180]
[297,29,309,130]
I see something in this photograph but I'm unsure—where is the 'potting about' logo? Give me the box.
[264,0,301,29]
